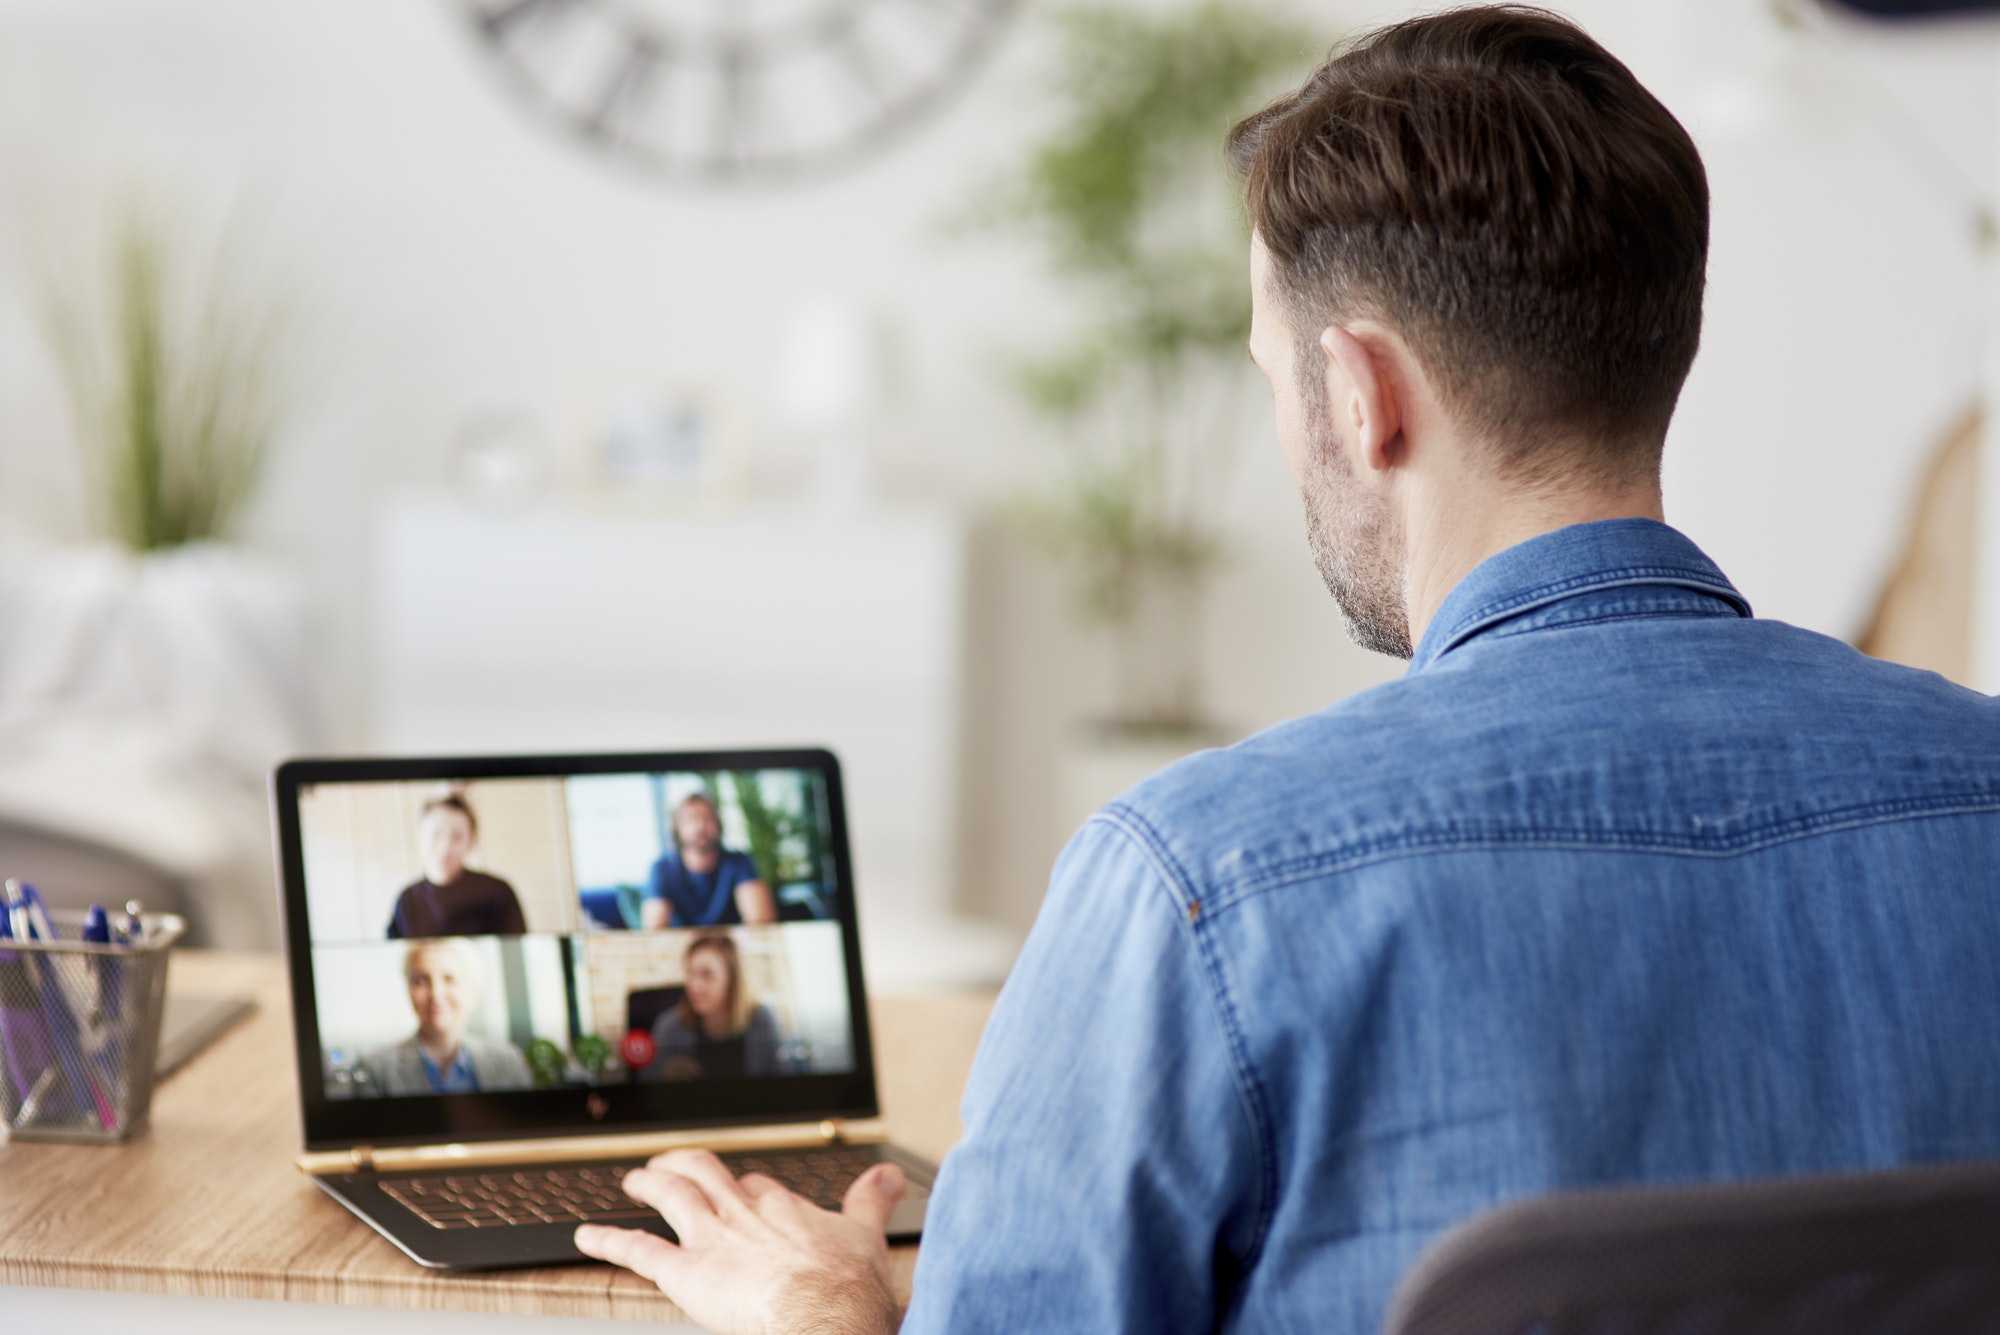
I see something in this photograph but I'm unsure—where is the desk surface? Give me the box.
[0,952,995,1323]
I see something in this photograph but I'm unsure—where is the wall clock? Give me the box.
[461,0,1019,184]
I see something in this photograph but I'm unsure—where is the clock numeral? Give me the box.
[711,47,759,170]
[477,0,578,44]
[587,33,667,141]
[463,0,1016,181]
[829,17,891,109]
[900,0,1009,26]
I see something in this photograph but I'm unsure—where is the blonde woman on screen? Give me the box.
[357,939,532,1096]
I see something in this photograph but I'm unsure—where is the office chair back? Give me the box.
[1384,1158,2000,1335]
[627,986,685,1038]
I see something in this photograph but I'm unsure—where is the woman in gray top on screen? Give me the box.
[644,933,791,1081]
[357,938,533,1096]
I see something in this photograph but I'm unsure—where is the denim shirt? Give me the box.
[904,519,2000,1335]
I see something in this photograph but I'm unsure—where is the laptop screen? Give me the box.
[274,750,882,1151]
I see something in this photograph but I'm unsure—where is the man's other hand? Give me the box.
[574,1148,905,1335]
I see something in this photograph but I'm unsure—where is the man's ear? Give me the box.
[1319,324,1403,475]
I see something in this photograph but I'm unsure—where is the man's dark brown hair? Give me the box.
[1229,5,1708,478]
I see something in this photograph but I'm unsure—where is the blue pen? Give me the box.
[0,904,26,1090]
[13,888,111,1130]
[116,901,143,948]
[78,905,126,1111]
[2,880,28,944]
[83,905,117,1021]
[29,949,110,1130]
[22,885,100,1035]
[17,883,57,943]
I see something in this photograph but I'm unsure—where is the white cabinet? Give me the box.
[371,495,1015,985]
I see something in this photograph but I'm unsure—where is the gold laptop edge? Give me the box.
[297,1117,889,1176]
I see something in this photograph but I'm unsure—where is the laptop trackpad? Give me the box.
[886,1188,928,1243]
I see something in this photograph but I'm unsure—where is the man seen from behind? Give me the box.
[576,8,2000,1332]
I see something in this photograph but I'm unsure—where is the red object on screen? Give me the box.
[620,1030,656,1069]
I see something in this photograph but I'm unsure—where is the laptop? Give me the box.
[272,747,936,1270]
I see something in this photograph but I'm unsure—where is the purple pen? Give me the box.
[0,902,73,1127]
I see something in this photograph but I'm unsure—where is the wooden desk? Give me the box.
[0,952,995,1325]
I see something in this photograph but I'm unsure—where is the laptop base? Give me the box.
[311,1142,936,1270]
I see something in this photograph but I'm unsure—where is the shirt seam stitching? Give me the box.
[1464,563,1739,617]
[1479,603,1738,640]
[1198,793,2000,914]
[1092,806,1281,1264]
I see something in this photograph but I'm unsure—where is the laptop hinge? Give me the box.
[296,1119,889,1177]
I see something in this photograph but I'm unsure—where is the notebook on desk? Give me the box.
[272,748,935,1270]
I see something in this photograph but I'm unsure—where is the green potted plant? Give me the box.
[0,206,311,948]
[973,0,1316,737]
[46,210,284,554]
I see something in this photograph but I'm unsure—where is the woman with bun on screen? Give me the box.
[384,793,526,939]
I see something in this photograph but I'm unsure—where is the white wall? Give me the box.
[1645,1,1994,639]
[1,0,1994,935]
[1986,250,2000,692]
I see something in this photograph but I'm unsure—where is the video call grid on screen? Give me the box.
[294,763,860,1103]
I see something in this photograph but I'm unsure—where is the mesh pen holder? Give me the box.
[0,910,185,1143]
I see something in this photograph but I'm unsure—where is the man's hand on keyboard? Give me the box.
[575,1147,906,1335]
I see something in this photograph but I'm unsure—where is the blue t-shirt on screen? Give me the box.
[644,849,760,926]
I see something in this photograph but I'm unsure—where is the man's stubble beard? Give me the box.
[1299,372,1414,660]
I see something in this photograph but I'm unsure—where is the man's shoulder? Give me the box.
[1104,677,1438,895]
[1123,680,1414,811]
[1108,619,2000,901]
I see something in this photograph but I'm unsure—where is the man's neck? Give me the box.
[1400,464,1665,651]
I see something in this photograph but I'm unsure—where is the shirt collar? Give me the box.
[419,1043,477,1092]
[1407,518,1751,674]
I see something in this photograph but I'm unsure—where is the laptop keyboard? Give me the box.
[724,1146,931,1212]
[382,1144,930,1230]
